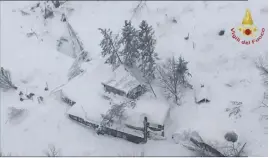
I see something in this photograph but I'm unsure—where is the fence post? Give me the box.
[143,117,148,143]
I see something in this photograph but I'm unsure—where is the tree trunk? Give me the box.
[148,82,157,98]
[175,94,178,104]
[190,137,225,157]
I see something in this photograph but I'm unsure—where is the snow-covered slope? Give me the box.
[1,0,268,156]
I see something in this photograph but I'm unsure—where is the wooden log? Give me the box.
[190,137,225,157]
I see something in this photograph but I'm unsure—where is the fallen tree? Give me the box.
[0,67,17,90]
[180,131,247,157]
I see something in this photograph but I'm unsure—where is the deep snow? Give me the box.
[0,0,268,156]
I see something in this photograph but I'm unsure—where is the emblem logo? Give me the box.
[231,9,265,45]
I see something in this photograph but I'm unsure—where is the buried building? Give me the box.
[194,84,211,104]
[101,65,147,100]
[54,63,169,143]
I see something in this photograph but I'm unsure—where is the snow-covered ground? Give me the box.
[1,0,268,156]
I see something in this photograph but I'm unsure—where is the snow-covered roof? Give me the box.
[67,102,144,138]
[126,97,170,127]
[109,122,144,138]
[67,93,169,132]
[62,63,132,124]
[194,84,211,102]
[63,62,114,123]
[103,65,141,93]
[67,97,115,128]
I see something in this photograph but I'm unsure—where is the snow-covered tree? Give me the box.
[137,20,158,83]
[99,28,122,69]
[157,56,191,105]
[100,103,127,127]
[98,100,135,130]
[98,20,158,97]
[176,56,192,86]
[119,20,140,67]
[224,131,238,143]
[0,67,17,90]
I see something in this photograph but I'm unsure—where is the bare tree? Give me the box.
[157,59,180,105]
[130,0,148,21]
[0,67,17,90]
[43,144,61,157]
[223,132,247,157]
[157,56,191,105]
[256,54,268,86]
[225,101,243,119]
[255,53,268,120]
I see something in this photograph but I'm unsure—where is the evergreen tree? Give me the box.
[119,20,140,67]
[176,56,192,86]
[99,28,122,69]
[137,20,158,82]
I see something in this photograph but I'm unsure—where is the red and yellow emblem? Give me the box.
[231,8,265,45]
[238,9,258,37]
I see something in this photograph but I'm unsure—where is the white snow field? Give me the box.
[1,0,268,156]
